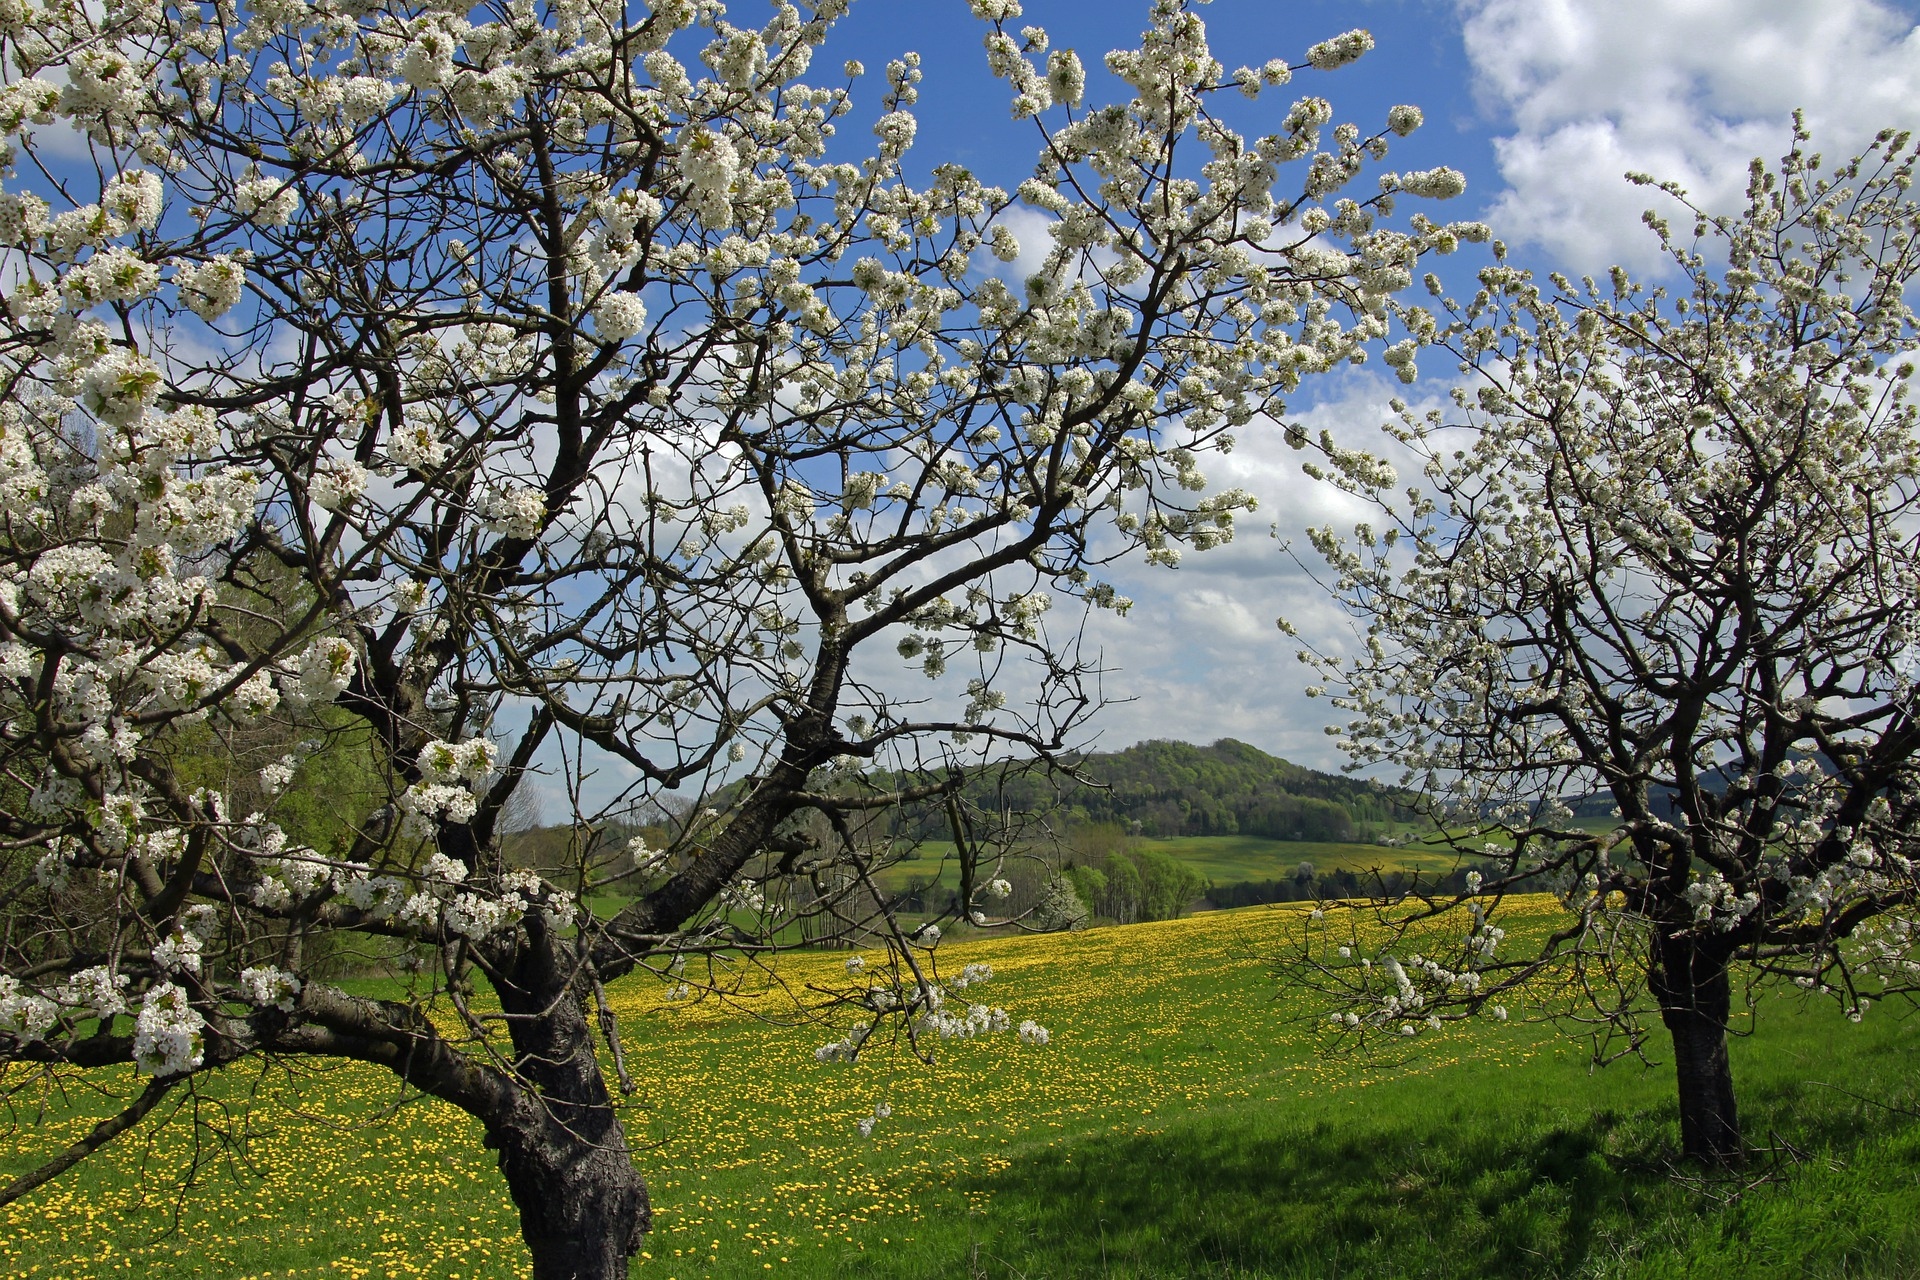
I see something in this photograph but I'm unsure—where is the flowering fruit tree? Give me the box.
[1290,122,1920,1167]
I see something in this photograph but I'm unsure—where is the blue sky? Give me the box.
[805,0,1920,775]
[827,1,1491,196]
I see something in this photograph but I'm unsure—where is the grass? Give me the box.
[870,834,1476,897]
[867,839,962,894]
[1129,834,1469,885]
[2,899,1916,1279]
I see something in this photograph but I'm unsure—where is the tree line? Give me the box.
[953,737,1418,843]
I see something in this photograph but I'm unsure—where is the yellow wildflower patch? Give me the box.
[0,898,1570,1278]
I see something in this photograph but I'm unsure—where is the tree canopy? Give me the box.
[926,736,1414,839]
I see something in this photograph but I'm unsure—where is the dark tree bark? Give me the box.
[490,932,651,1280]
[492,1106,649,1280]
[1650,932,1742,1166]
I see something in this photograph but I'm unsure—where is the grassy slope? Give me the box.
[870,834,1471,896]
[1127,820,1628,889]
[2,900,1915,1279]
[1130,834,1466,884]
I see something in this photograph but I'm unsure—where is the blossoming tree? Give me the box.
[1288,122,1920,1167]
[0,0,1472,1270]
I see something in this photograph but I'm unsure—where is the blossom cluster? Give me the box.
[812,956,1048,1084]
[398,739,498,836]
[132,983,206,1077]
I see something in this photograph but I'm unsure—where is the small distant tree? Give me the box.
[1134,848,1204,919]
[0,0,1470,1272]
[1033,873,1090,932]
[1288,122,1920,1166]
[1101,851,1147,923]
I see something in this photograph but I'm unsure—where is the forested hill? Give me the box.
[507,740,1413,870]
[981,738,1415,843]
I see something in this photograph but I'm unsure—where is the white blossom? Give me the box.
[592,292,649,342]
[477,485,546,538]
[234,175,300,227]
[133,983,205,1076]
[175,256,246,321]
[1306,29,1373,70]
[1046,50,1085,108]
[237,966,301,1012]
[388,414,449,471]
[310,459,367,513]
[279,637,355,711]
[53,967,129,1021]
[1392,167,1467,200]
[151,930,203,976]
[0,976,58,1043]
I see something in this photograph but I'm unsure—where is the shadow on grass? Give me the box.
[962,1119,1623,1278]
[938,1065,1920,1280]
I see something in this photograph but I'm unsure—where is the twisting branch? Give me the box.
[0,1074,183,1210]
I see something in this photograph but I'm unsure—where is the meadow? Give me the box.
[2,898,1916,1279]
[1128,834,1465,885]
[869,833,1469,897]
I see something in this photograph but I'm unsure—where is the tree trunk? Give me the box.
[490,935,651,1280]
[1649,932,1742,1166]
[492,1104,649,1280]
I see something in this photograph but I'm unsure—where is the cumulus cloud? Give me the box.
[971,205,1059,285]
[1077,376,1438,770]
[1459,0,1920,274]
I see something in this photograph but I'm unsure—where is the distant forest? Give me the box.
[503,738,1419,893]
[966,738,1417,843]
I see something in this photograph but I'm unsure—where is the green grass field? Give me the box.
[870,833,1477,897]
[866,838,961,894]
[1130,834,1470,884]
[3,899,1916,1279]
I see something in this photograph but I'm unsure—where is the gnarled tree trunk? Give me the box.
[491,1103,649,1280]
[490,934,651,1280]
[1649,932,1742,1166]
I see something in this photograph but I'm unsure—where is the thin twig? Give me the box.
[590,973,635,1095]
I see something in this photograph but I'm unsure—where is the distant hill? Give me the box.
[968,738,1416,843]
[504,740,1417,878]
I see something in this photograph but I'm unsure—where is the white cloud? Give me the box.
[972,205,1058,285]
[1071,376,1436,771]
[1460,0,1920,274]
